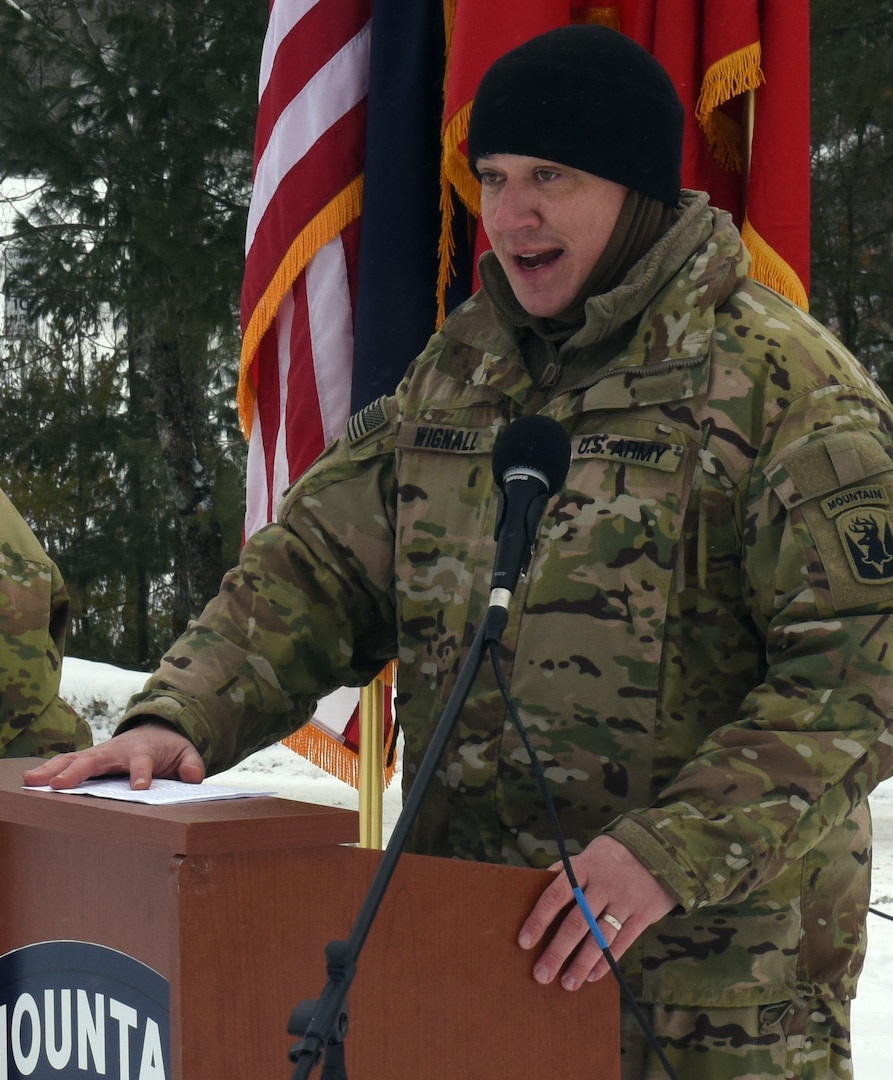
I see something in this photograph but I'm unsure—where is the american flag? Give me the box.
[238,0,371,533]
[237,0,379,784]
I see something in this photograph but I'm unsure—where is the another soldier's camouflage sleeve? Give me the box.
[0,489,92,757]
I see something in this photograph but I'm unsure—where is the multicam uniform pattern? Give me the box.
[0,488,91,757]
[121,194,893,1025]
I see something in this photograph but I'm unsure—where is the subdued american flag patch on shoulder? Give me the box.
[347,397,388,444]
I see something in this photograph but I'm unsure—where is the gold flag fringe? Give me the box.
[696,41,764,173]
[281,662,399,789]
[741,216,809,311]
[282,723,399,788]
[703,107,745,173]
[437,100,481,326]
[237,175,365,438]
[572,6,621,30]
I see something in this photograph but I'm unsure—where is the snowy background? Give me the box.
[60,657,893,1078]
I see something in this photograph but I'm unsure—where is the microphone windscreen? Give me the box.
[492,415,572,495]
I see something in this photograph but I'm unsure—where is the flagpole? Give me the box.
[743,88,755,201]
[357,679,384,848]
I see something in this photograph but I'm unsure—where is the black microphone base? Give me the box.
[288,941,353,1080]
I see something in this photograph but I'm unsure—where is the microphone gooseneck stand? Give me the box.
[287,610,499,1080]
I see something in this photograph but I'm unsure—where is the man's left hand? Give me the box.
[518,834,676,990]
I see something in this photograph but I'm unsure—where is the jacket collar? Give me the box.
[437,191,750,411]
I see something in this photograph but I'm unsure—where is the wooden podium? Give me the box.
[0,759,619,1079]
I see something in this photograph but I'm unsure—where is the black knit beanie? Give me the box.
[467,25,685,206]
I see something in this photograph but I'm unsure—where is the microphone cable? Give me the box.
[487,639,680,1080]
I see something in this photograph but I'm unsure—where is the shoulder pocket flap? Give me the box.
[766,430,893,509]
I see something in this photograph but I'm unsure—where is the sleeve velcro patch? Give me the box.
[766,430,893,508]
[768,430,893,601]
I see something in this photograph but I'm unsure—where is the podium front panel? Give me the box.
[0,759,619,1079]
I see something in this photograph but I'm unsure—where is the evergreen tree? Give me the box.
[810,0,893,395]
[0,0,263,645]
[0,317,178,665]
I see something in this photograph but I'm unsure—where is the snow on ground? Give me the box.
[60,657,893,1078]
[59,657,405,832]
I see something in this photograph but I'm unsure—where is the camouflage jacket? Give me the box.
[122,193,893,1006]
[0,489,91,757]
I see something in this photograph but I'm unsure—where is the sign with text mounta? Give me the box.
[0,941,170,1080]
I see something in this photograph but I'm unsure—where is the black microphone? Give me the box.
[488,416,571,632]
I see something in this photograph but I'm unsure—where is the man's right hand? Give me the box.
[22,722,206,791]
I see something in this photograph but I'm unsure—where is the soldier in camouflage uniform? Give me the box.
[1,487,91,757]
[26,26,893,1079]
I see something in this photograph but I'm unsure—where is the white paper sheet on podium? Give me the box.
[27,777,274,805]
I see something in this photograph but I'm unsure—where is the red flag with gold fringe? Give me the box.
[738,0,810,303]
[438,0,810,312]
[618,0,810,304]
